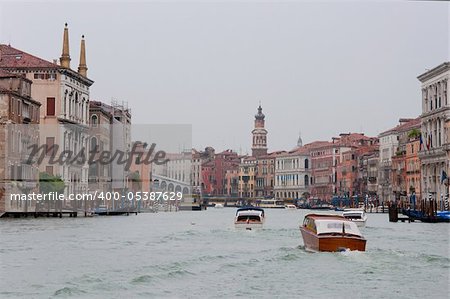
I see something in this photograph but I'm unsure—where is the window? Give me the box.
[91,115,98,127]
[90,137,98,152]
[46,166,54,175]
[47,97,55,116]
[46,137,55,156]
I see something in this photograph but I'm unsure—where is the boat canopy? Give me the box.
[314,219,362,236]
[236,207,265,216]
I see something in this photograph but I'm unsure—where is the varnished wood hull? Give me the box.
[300,227,366,252]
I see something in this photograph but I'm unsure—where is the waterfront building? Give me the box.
[0,70,41,216]
[405,136,421,206]
[225,167,240,197]
[128,141,152,209]
[238,156,256,198]
[390,118,421,203]
[109,100,131,193]
[274,147,310,200]
[88,100,113,207]
[307,141,337,201]
[191,149,203,194]
[254,152,276,198]
[198,148,240,197]
[418,62,450,209]
[378,124,401,203]
[358,149,380,201]
[0,24,94,209]
[335,134,378,200]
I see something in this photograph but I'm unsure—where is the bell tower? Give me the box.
[251,104,268,157]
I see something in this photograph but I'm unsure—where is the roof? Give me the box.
[0,69,18,78]
[417,62,450,83]
[0,44,59,69]
[379,117,420,136]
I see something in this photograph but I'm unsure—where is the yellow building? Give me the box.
[238,156,256,198]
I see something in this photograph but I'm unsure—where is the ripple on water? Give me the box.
[130,274,154,285]
[53,286,87,297]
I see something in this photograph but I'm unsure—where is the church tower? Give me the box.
[251,105,268,157]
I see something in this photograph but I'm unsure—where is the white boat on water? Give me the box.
[258,199,285,209]
[214,203,224,208]
[285,204,297,209]
[234,207,265,230]
[342,209,367,227]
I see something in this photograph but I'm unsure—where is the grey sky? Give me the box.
[0,1,448,154]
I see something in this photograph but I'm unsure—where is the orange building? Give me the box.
[405,138,421,207]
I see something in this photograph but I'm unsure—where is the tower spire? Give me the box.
[78,35,88,77]
[60,23,71,68]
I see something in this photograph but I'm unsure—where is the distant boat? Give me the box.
[258,199,285,209]
[285,204,297,209]
[342,208,367,227]
[234,207,265,230]
[214,203,224,209]
[402,209,450,223]
[300,214,367,252]
[376,205,388,213]
[310,204,334,210]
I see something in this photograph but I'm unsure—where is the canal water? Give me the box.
[0,209,449,298]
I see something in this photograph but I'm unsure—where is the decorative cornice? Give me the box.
[417,62,450,83]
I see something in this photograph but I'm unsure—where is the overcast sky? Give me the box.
[0,1,448,154]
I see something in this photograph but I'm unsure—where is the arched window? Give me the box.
[91,115,98,127]
[305,175,309,186]
[305,159,309,169]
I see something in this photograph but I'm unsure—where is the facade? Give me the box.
[378,126,400,203]
[110,100,131,193]
[391,118,421,203]
[128,141,152,208]
[405,138,421,206]
[308,141,337,201]
[418,62,450,209]
[336,134,379,199]
[0,25,94,209]
[274,147,310,200]
[358,150,380,199]
[238,156,256,198]
[254,153,276,197]
[88,101,113,198]
[0,70,40,216]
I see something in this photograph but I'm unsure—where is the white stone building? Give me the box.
[418,62,450,209]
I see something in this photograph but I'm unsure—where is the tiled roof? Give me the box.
[0,44,59,69]
[379,117,420,136]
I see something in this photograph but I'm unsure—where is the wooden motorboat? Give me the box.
[300,214,366,252]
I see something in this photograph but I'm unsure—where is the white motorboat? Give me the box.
[342,208,367,227]
[214,203,224,208]
[234,207,265,230]
[285,204,297,209]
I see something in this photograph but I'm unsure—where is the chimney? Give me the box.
[78,35,88,77]
[60,23,71,68]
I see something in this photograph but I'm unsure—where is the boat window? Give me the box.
[237,215,261,222]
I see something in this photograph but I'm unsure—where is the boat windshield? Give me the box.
[343,214,363,219]
[315,220,362,236]
[236,215,262,222]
